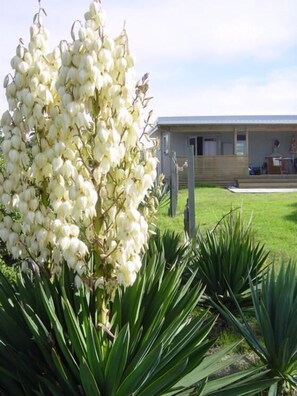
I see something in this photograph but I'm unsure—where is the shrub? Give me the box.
[155,228,190,269]
[0,233,216,395]
[189,209,270,312]
[0,232,276,395]
[216,262,297,395]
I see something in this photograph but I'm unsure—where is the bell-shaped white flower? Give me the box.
[0,0,157,293]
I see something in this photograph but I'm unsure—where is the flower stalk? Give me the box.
[0,1,158,311]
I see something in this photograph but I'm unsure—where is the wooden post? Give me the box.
[233,128,237,155]
[187,145,196,237]
[245,126,249,156]
[169,151,178,217]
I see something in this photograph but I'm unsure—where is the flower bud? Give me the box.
[74,274,83,287]
[42,163,53,178]
[93,12,106,29]
[126,54,135,68]
[33,103,43,119]
[16,44,25,59]
[24,92,34,108]
[61,51,71,66]
[30,24,39,38]
[78,69,88,84]
[11,134,22,150]
[73,40,83,54]
[61,93,71,108]
[52,157,63,172]
[3,74,10,88]
[0,228,10,243]
[78,27,87,41]
[98,48,113,69]
[8,98,17,111]
[10,55,21,70]
[3,179,12,193]
[12,109,22,125]
[24,51,33,65]
[8,149,19,163]
[6,82,17,98]
[60,236,71,250]
[1,111,12,127]
[89,1,100,16]
[14,72,25,88]
[18,61,30,74]
[26,211,35,224]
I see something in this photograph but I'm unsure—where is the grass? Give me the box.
[157,186,297,265]
[0,259,16,283]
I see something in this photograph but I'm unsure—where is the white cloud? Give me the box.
[105,0,297,65]
[151,67,297,116]
[0,0,297,116]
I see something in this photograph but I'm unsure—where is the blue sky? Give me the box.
[1,0,297,118]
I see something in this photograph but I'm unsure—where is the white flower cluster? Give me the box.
[0,0,157,289]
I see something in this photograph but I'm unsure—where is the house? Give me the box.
[149,115,297,187]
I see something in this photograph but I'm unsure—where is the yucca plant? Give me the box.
[216,262,297,395]
[0,231,276,396]
[189,209,270,312]
[0,232,216,395]
[169,365,276,396]
[166,335,277,396]
[153,228,190,269]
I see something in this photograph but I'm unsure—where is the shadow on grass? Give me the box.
[283,202,297,224]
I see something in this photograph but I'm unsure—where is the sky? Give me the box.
[1,0,297,120]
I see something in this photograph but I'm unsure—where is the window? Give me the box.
[163,135,169,154]
[197,137,203,155]
[188,137,203,156]
[236,134,246,155]
[204,138,217,156]
[189,137,196,155]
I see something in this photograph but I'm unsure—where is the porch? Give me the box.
[237,174,297,189]
[176,155,249,187]
[176,155,297,189]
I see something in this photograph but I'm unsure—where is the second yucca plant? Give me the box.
[190,209,270,312]
[217,262,297,395]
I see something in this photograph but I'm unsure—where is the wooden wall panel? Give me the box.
[177,155,249,187]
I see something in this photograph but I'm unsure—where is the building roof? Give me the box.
[153,115,297,127]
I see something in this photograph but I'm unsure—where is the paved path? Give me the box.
[228,187,297,193]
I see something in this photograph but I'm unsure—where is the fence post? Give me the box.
[187,145,196,237]
[169,151,178,217]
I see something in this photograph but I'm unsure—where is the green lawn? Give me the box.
[157,186,297,264]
